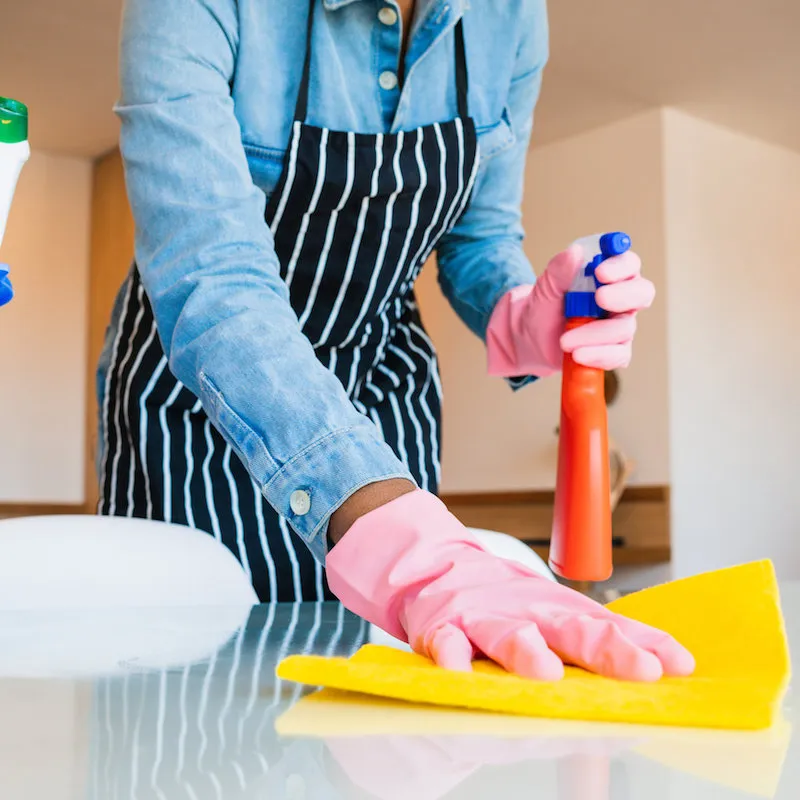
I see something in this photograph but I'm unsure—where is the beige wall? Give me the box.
[663,109,800,579]
[0,151,91,503]
[417,110,670,493]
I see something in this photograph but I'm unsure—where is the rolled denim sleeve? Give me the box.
[117,0,413,563]
[436,1,549,348]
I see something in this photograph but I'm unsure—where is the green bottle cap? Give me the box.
[0,97,28,144]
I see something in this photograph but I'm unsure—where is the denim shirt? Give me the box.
[105,0,549,562]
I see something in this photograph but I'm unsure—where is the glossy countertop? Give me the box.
[0,585,796,799]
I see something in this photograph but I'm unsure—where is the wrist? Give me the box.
[327,478,416,545]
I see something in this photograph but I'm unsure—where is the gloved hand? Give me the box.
[327,490,695,682]
[0,264,12,307]
[486,241,655,378]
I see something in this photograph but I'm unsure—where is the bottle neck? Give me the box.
[0,140,30,161]
[564,315,596,331]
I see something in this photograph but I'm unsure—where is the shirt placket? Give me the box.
[373,2,404,129]
[390,0,464,131]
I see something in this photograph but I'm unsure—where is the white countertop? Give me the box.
[0,585,796,800]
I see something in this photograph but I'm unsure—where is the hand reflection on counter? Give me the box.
[323,734,634,800]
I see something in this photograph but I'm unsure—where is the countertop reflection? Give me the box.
[0,587,796,799]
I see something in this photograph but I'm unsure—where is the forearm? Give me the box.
[435,21,547,341]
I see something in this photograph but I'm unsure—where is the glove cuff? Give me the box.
[486,285,559,378]
[326,490,485,640]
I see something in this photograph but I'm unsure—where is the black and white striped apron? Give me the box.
[98,0,479,602]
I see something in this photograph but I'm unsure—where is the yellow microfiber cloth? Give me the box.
[277,560,791,730]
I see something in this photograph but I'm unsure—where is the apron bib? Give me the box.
[99,0,479,601]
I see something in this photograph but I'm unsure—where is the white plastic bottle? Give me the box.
[0,96,29,249]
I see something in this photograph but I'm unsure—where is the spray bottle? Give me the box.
[549,231,631,583]
[0,96,30,306]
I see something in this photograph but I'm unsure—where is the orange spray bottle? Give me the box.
[549,232,631,583]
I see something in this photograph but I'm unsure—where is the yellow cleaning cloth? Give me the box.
[277,560,791,730]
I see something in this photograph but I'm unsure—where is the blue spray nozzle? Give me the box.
[565,231,632,319]
[0,275,13,307]
[584,254,603,278]
[599,232,631,258]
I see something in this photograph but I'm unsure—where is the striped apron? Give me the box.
[99,0,479,602]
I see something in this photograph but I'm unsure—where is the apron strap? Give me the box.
[293,0,317,123]
[454,19,469,120]
[294,1,470,123]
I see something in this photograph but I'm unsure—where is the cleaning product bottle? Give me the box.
[549,231,631,583]
[0,96,29,307]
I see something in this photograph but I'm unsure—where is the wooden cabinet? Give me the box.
[443,489,671,568]
[84,150,135,511]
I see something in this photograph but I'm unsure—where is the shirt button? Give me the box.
[378,6,398,26]
[289,490,311,516]
[379,70,398,91]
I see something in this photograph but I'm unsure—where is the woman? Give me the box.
[99,0,693,681]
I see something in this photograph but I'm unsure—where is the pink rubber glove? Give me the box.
[485,242,655,377]
[327,490,695,682]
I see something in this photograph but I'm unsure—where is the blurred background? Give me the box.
[0,0,797,593]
